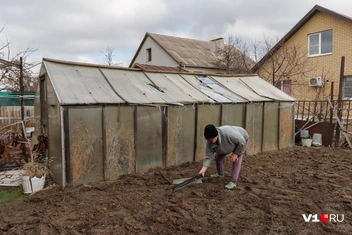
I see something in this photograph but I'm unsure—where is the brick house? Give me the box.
[252,5,352,101]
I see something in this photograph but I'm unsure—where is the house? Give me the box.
[129,32,254,74]
[252,5,352,101]
[34,58,295,187]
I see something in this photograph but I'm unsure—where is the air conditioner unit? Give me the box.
[308,77,323,87]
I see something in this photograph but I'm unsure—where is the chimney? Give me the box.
[210,38,224,54]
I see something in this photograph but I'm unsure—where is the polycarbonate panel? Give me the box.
[68,107,103,185]
[167,105,196,167]
[100,69,165,104]
[104,105,135,180]
[195,104,221,161]
[262,102,279,152]
[200,87,231,103]
[221,104,245,127]
[46,80,64,186]
[279,102,295,149]
[211,76,272,102]
[43,61,124,104]
[181,74,241,103]
[33,75,55,181]
[180,74,203,89]
[33,85,41,145]
[240,76,295,101]
[197,75,246,102]
[162,74,209,102]
[245,103,263,155]
[136,106,163,172]
[145,72,203,103]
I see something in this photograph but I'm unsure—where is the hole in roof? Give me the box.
[197,75,216,84]
[148,83,165,93]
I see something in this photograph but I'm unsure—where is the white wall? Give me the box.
[133,37,179,67]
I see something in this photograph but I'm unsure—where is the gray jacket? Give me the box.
[203,125,249,167]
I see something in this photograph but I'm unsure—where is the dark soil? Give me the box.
[0,146,351,235]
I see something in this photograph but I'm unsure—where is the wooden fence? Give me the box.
[0,106,35,130]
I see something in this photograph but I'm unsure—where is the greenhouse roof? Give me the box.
[40,58,295,105]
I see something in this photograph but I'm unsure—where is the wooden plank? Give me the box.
[327,98,352,148]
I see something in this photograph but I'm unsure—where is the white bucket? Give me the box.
[31,175,46,193]
[302,138,312,147]
[22,174,46,194]
[312,133,322,146]
[22,176,33,194]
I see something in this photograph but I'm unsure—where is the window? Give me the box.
[308,30,332,56]
[343,76,352,99]
[146,48,152,62]
[275,80,292,96]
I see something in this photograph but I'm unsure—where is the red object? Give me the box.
[320,214,329,223]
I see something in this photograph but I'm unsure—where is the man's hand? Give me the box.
[230,153,239,162]
[199,166,208,177]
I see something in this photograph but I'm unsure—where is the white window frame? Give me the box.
[308,30,332,57]
[343,76,352,99]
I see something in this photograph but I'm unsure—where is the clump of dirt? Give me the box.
[0,146,351,234]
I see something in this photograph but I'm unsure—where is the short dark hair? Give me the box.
[204,124,218,139]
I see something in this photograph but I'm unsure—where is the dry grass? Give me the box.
[70,120,95,183]
[105,123,135,179]
[168,110,183,166]
[0,122,23,138]
[22,162,47,178]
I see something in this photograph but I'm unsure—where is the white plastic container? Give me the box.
[31,175,46,193]
[22,174,46,194]
[312,133,322,146]
[22,176,33,194]
[300,130,309,138]
[302,138,312,147]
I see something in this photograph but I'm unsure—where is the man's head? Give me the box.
[204,124,218,143]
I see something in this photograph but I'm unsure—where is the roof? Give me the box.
[129,33,223,68]
[132,63,188,72]
[40,58,295,106]
[252,4,352,72]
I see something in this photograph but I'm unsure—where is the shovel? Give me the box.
[172,174,203,191]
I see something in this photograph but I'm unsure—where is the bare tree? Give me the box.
[0,27,39,92]
[212,35,255,74]
[249,35,329,99]
[101,47,122,66]
[251,36,316,87]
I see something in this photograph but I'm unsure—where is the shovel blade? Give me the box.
[172,178,202,184]
[172,174,203,191]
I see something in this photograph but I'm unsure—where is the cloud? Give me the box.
[0,0,352,72]
[75,56,97,64]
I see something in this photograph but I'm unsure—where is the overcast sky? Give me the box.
[1,0,352,73]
